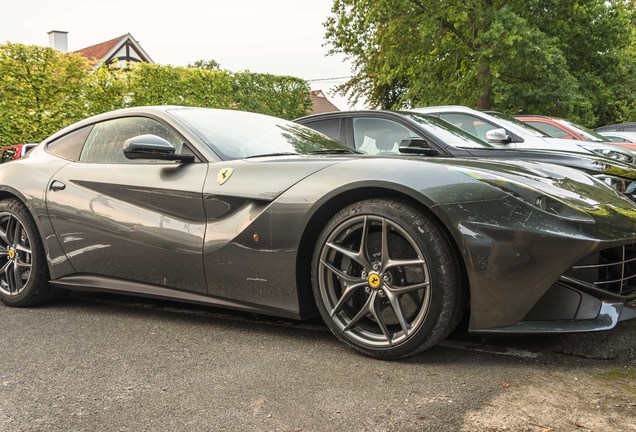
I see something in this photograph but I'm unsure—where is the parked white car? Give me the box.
[412,106,636,162]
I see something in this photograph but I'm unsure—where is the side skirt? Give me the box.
[50,274,303,320]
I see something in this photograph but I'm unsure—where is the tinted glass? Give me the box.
[602,134,636,143]
[47,126,93,161]
[556,119,606,142]
[352,118,417,154]
[438,113,501,142]
[169,108,348,160]
[486,111,548,136]
[303,119,341,142]
[403,113,493,148]
[525,121,573,139]
[80,117,183,164]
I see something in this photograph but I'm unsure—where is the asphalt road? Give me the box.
[1,292,635,431]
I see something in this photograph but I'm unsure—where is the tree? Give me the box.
[231,72,311,119]
[0,44,313,145]
[0,43,92,145]
[325,0,636,125]
[187,59,222,70]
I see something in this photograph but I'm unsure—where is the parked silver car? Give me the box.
[413,106,636,163]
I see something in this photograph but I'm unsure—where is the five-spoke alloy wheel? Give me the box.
[0,210,33,297]
[0,199,52,306]
[312,199,463,359]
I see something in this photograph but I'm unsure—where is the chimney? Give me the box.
[47,30,68,53]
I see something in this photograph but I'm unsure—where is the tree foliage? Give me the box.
[325,0,636,126]
[0,43,92,144]
[0,44,311,146]
[231,72,312,119]
[187,59,222,70]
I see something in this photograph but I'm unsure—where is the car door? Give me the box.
[46,116,209,294]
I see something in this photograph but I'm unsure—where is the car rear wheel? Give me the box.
[312,199,463,359]
[0,199,54,306]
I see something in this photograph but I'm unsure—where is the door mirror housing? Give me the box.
[399,138,439,156]
[486,128,512,144]
[123,134,194,163]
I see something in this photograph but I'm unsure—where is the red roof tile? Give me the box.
[310,90,340,114]
[74,34,127,60]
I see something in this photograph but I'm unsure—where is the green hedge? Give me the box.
[0,43,311,146]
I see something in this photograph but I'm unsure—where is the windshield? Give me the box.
[403,113,494,149]
[556,119,608,142]
[168,108,350,160]
[486,111,550,137]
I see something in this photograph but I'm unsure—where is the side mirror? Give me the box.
[486,128,512,144]
[123,134,194,163]
[398,138,439,156]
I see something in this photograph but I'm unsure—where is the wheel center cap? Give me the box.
[367,272,382,289]
[8,248,16,260]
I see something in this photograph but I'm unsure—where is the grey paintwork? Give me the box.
[1,106,636,334]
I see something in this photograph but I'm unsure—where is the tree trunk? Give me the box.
[476,60,492,110]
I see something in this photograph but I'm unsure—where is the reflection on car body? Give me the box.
[1,106,635,360]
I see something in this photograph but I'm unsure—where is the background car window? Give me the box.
[525,121,573,139]
[556,119,606,142]
[404,113,492,148]
[0,147,17,163]
[80,117,184,164]
[303,119,341,142]
[46,126,93,161]
[604,135,626,142]
[438,113,500,142]
[352,118,416,154]
[602,134,635,143]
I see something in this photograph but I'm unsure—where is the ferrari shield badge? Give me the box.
[218,168,234,185]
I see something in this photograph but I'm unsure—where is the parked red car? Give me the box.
[0,143,37,163]
[515,115,636,151]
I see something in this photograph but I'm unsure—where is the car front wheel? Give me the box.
[0,199,54,307]
[312,199,463,359]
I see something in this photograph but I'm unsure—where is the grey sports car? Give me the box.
[1,106,636,359]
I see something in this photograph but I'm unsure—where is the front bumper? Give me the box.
[433,195,636,333]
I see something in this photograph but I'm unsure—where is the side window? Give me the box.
[439,113,499,142]
[604,135,622,142]
[525,121,572,139]
[46,126,93,161]
[79,117,183,164]
[304,119,342,143]
[352,118,418,154]
[0,147,17,163]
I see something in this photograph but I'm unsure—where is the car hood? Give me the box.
[427,157,635,212]
[463,148,636,180]
[543,137,636,159]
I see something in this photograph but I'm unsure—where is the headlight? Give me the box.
[594,174,636,195]
[451,167,595,223]
[590,149,635,164]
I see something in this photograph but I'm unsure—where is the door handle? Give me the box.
[49,180,66,191]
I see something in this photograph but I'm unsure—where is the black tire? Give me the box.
[311,199,463,359]
[0,199,54,307]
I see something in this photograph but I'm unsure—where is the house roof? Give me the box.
[75,34,125,60]
[310,90,340,114]
[74,33,154,64]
